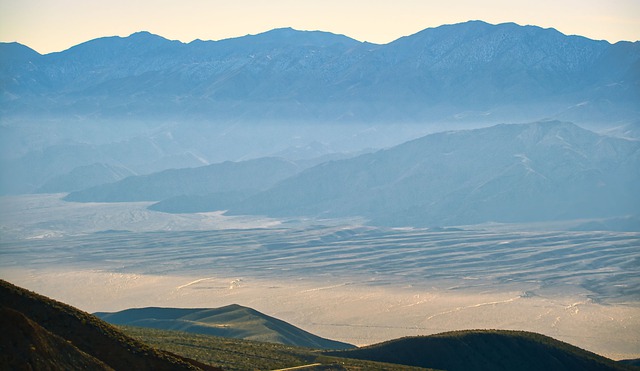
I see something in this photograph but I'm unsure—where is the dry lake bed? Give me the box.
[1,194,638,360]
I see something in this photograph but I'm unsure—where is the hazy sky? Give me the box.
[1,0,638,54]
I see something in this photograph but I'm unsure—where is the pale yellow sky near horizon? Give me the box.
[0,0,638,54]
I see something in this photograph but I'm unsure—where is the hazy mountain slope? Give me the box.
[2,21,639,195]
[230,121,640,227]
[95,305,355,350]
[64,157,299,202]
[147,191,252,213]
[0,135,208,195]
[604,121,640,140]
[147,149,372,213]
[326,330,633,371]
[345,21,625,110]
[0,28,366,120]
[36,162,136,193]
[0,279,219,371]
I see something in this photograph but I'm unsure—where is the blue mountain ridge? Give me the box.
[2,20,638,123]
[227,121,640,227]
[2,21,639,195]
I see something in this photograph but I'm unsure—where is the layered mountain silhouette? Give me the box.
[2,21,639,194]
[63,121,639,227]
[36,162,135,193]
[64,156,300,202]
[2,21,638,123]
[95,305,354,350]
[230,121,639,226]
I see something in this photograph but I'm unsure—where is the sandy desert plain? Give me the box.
[0,193,638,360]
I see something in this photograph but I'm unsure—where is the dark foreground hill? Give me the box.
[0,279,635,370]
[0,279,219,371]
[95,305,354,350]
[119,326,427,371]
[0,307,113,370]
[0,280,424,370]
[326,330,636,371]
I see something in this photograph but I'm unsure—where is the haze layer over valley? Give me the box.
[1,20,639,362]
[1,21,639,194]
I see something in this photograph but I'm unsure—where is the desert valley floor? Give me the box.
[1,194,638,360]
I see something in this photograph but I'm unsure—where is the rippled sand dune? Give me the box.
[1,195,638,359]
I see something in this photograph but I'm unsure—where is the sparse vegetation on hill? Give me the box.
[95,304,355,350]
[326,330,636,371]
[0,279,428,370]
[0,279,219,370]
[2,279,636,371]
[0,307,113,370]
[119,325,427,370]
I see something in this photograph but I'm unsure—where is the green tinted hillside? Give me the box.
[326,330,635,371]
[0,279,218,371]
[2,279,634,371]
[120,325,430,371]
[96,305,354,350]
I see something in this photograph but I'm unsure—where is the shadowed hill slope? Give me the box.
[95,304,355,350]
[119,325,431,371]
[326,330,635,371]
[1,279,635,370]
[0,307,113,370]
[0,279,220,371]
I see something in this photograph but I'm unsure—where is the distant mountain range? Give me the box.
[65,121,640,228]
[95,305,354,350]
[64,157,300,202]
[2,21,638,124]
[229,120,640,226]
[2,20,639,195]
